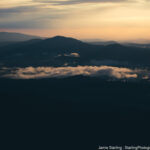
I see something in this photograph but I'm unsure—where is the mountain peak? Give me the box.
[44,36,83,45]
[53,35,67,39]
[49,35,79,41]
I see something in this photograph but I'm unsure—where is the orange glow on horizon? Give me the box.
[1,27,150,42]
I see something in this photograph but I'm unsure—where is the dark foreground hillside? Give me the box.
[1,76,150,146]
[1,76,150,113]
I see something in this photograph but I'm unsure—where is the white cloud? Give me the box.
[1,65,147,79]
[64,53,80,57]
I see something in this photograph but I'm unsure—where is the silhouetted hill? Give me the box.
[45,36,83,45]
[0,32,42,42]
[0,35,150,67]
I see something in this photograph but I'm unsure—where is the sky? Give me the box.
[0,0,150,41]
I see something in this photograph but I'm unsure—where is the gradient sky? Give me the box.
[0,0,150,41]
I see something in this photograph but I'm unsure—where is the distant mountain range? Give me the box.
[84,39,150,48]
[0,32,42,43]
[85,40,150,48]
[0,32,150,68]
[87,41,118,46]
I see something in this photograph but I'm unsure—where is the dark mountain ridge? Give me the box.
[0,35,150,68]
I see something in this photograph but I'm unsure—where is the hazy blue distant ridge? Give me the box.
[0,32,42,42]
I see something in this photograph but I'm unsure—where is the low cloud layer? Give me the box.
[1,66,149,80]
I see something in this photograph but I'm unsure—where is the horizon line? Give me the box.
[0,30,150,44]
